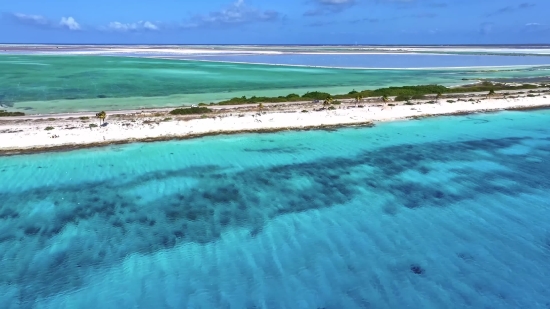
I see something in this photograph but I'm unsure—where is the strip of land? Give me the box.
[1,88,549,155]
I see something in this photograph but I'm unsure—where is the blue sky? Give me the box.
[1,0,548,44]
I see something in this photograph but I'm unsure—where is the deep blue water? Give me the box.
[1,110,550,308]
[177,53,550,68]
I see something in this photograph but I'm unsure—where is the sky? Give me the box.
[0,0,549,44]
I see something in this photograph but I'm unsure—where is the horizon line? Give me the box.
[1,43,550,47]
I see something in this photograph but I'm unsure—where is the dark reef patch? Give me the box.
[1,134,549,301]
[410,264,425,275]
[243,146,307,154]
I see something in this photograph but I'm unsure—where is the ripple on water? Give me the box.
[0,110,550,308]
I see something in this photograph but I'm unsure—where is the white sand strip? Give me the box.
[1,96,549,153]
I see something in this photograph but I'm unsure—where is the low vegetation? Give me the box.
[0,110,25,117]
[169,107,212,115]
[44,126,54,131]
[394,95,412,102]
[215,82,542,106]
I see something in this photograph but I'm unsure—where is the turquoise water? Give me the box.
[179,53,550,68]
[1,54,549,114]
[1,110,550,308]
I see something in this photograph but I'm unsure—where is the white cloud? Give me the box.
[142,21,159,30]
[12,13,51,26]
[305,0,356,16]
[318,0,354,4]
[523,22,549,33]
[106,21,159,32]
[183,0,280,28]
[59,17,81,30]
[10,13,81,31]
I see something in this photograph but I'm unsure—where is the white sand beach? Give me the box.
[4,45,550,56]
[1,94,549,154]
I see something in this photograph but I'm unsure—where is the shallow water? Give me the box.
[180,53,550,68]
[1,55,550,114]
[1,110,550,308]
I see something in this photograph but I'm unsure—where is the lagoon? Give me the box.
[1,54,550,114]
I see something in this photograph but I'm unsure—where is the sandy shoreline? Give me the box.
[3,45,550,56]
[1,95,549,156]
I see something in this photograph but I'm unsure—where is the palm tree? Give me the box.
[488,89,496,97]
[355,95,363,107]
[96,111,106,125]
[322,96,334,108]
[435,92,443,104]
[382,95,390,104]
[258,103,264,112]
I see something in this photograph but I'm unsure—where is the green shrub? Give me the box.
[388,103,396,106]
[169,107,212,115]
[404,102,415,105]
[369,85,449,98]
[527,94,536,97]
[44,126,54,131]
[331,101,342,105]
[394,95,411,102]
[89,124,98,128]
[79,116,89,120]
[447,100,456,103]
[301,110,308,113]
[328,106,336,110]
[302,91,332,100]
[214,83,543,106]
[163,118,172,122]
[0,110,25,117]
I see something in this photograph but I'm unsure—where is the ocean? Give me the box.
[1,109,550,308]
[0,52,549,114]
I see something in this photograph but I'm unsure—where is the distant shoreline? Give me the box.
[3,52,549,70]
[148,56,550,71]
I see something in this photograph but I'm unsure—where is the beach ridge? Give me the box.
[1,96,549,156]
